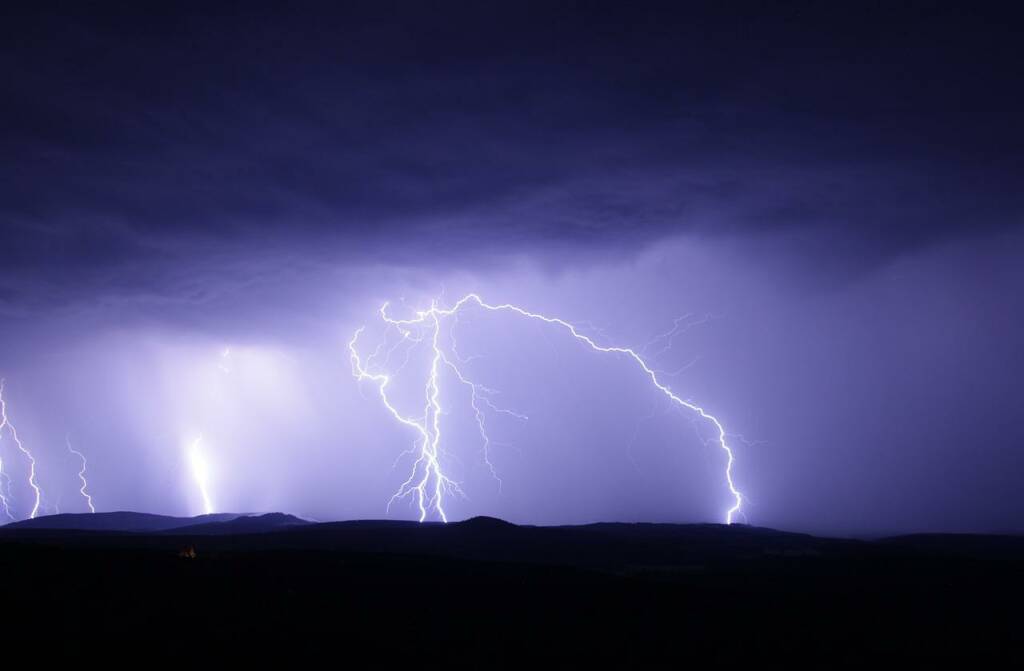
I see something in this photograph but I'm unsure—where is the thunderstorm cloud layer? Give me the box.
[1,3,1022,533]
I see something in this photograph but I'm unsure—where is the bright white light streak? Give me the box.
[350,294,744,525]
[0,379,42,519]
[66,435,96,514]
[187,435,214,515]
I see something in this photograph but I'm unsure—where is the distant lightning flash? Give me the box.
[350,294,744,524]
[188,435,214,515]
[66,435,96,514]
[0,379,42,519]
[0,471,11,520]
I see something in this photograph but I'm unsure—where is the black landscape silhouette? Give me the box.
[1,512,1020,662]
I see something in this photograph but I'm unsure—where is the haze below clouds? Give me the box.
[1,2,1021,533]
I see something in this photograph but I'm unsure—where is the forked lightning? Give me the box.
[350,294,743,524]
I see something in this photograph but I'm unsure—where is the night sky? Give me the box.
[2,2,1022,534]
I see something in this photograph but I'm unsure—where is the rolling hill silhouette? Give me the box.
[2,511,243,532]
[2,510,312,534]
[0,512,1020,662]
[164,512,311,534]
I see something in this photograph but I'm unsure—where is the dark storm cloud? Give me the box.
[2,1,1022,307]
[2,2,1023,533]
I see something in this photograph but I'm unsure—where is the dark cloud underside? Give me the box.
[1,1,1021,304]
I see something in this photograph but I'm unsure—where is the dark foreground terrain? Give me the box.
[2,513,1021,663]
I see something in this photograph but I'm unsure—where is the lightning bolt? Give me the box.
[187,435,214,515]
[350,294,744,524]
[0,441,12,521]
[66,435,96,514]
[349,309,463,523]
[0,379,42,519]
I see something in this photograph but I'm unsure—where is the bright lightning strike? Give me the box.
[350,294,744,525]
[0,379,43,519]
[0,454,11,521]
[349,311,465,523]
[66,435,96,514]
[187,435,214,515]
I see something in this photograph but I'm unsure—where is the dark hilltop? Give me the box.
[1,512,1020,662]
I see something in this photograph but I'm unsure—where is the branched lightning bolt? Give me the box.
[350,294,744,524]
[0,379,42,519]
[349,307,467,522]
[439,348,527,490]
[66,435,96,514]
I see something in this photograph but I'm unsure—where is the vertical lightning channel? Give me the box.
[187,435,214,515]
[424,307,449,521]
[351,294,744,525]
[0,379,42,519]
[66,435,96,514]
[0,424,11,521]
[0,455,11,520]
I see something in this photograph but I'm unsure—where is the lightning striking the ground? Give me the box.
[0,379,42,519]
[66,435,96,514]
[0,449,10,521]
[187,435,214,515]
[350,294,744,525]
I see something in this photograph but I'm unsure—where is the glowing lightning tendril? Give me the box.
[0,379,42,519]
[66,435,96,514]
[350,294,744,525]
